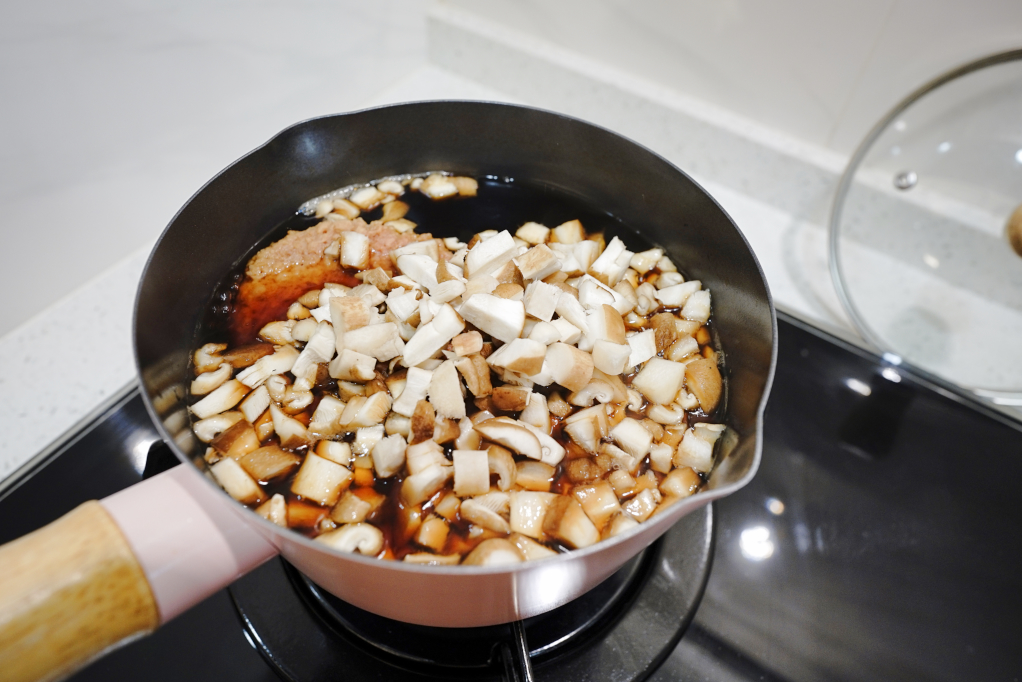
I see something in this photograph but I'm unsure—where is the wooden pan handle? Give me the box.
[0,500,159,682]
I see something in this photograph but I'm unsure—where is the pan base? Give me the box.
[229,504,713,681]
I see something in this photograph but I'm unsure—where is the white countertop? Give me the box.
[5,5,1013,483]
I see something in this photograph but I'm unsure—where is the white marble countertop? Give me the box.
[6,5,1013,484]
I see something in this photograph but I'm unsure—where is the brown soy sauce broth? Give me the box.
[194,175,724,561]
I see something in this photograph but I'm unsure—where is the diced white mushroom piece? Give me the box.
[397,254,440,291]
[344,322,405,362]
[647,403,686,425]
[338,232,370,269]
[660,467,702,498]
[463,538,523,566]
[235,346,299,389]
[675,429,714,472]
[385,288,420,323]
[667,335,700,361]
[372,434,407,478]
[516,221,550,245]
[577,276,617,311]
[515,461,555,491]
[568,372,623,407]
[326,347,374,382]
[400,463,453,506]
[563,404,609,453]
[591,341,629,375]
[406,440,449,475]
[385,413,411,437]
[453,449,490,497]
[193,343,227,374]
[545,343,594,393]
[655,280,701,307]
[420,173,459,199]
[349,392,392,428]
[549,318,583,345]
[519,392,550,433]
[401,304,465,368]
[191,363,232,396]
[316,523,384,555]
[417,296,438,326]
[622,488,658,522]
[513,244,561,281]
[573,481,623,529]
[629,247,664,274]
[459,294,525,344]
[465,229,517,277]
[350,283,386,307]
[330,295,373,333]
[392,366,433,417]
[431,279,466,304]
[452,331,483,356]
[291,452,352,507]
[649,443,675,474]
[308,395,346,435]
[291,322,336,379]
[543,497,600,549]
[236,385,270,425]
[602,511,640,539]
[190,379,250,419]
[631,358,687,405]
[658,255,678,272]
[376,179,405,196]
[460,492,511,533]
[694,422,726,444]
[553,292,589,336]
[210,457,266,505]
[510,533,558,561]
[552,219,585,244]
[463,273,499,299]
[316,440,352,466]
[258,320,295,345]
[569,241,598,275]
[509,491,557,539]
[408,512,448,552]
[550,243,583,275]
[487,338,546,377]
[428,359,466,419]
[522,280,562,322]
[588,237,631,286]
[474,418,543,460]
[349,186,386,210]
[627,330,657,367]
[193,411,244,443]
[656,271,685,289]
[527,321,561,346]
[682,289,712,323]
[269,403,312,449]
[513,419,566,466]
[350,424,384,457]
[602,442,640,475]
[291,318,319,342]
[611,418,653,459]
[255,494,288,527]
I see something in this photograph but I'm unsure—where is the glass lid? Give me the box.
[830,50,1022,404]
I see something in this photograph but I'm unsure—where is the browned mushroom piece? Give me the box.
[684,357,722,413]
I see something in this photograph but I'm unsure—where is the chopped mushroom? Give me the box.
[190,179,724,565]
[462,538,523,566]
[316,523,384,555]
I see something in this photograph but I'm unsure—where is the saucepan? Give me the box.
[0,102,776,682]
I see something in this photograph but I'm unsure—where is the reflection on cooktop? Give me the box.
[1,312,1019,681]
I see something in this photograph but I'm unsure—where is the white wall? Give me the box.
[0,0,425,338]
[441,0,1022,155]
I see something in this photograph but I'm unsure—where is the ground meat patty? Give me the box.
[230,217,447,345]
[246,217,442,280]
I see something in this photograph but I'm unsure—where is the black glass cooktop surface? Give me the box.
[1,313,1020,681]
